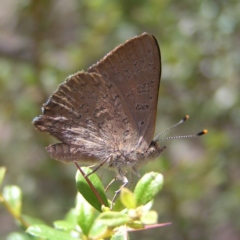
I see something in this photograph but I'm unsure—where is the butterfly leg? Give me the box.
[105,177,117,192]
[85,156,111,177]
[132,167,141,177]
[111,168,128,209]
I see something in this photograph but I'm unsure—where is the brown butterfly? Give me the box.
[33,32,165,190]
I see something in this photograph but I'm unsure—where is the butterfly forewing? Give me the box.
[88,33,161,152]
[33,72,139,160]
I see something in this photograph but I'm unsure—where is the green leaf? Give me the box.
[75,193,96,236]
[111,226,129,240]
[112,197,125,212]
[134,172,164,206]
[54,220,76,232]
[140,210,158,224]
[21,214,46,225]
[98,212,130,227]
[88,220,109,239]
[64,208,78,226]
[3,185,22,216]
[127,221,144,229]
[140,200,154,211]
[75,167,108,211]
[26,224,78,240]
[6,232,32,240]
[0,167,6,187]
[120,188,136,209]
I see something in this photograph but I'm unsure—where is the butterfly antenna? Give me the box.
[154,115,190,141]
[159,129,208,141]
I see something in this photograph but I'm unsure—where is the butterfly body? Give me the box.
[33,32,165,181]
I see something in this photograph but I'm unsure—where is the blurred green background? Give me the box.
[0,0,239,239]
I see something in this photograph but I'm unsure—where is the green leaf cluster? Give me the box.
[0,167,169,239]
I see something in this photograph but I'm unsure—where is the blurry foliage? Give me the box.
[0,0,239,239]
[0,167,168,239]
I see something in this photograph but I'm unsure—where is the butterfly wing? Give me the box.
[33,72,139,162]
[33,33,161,163]
[88,33,161,152]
